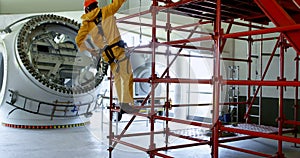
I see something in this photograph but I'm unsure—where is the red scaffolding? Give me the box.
[107,0,300,157]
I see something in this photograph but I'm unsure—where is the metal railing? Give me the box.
[6,89,95,120]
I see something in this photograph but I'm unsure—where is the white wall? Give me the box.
[232,22,299,99]
[0,0,123,14]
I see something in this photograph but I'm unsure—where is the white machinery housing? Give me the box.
[0,14,107,127]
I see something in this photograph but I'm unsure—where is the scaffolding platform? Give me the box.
[225,123,294,134]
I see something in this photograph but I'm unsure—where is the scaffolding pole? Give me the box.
[106,0,300,157]
[212,0,221,157]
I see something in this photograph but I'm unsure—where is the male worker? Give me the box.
[75,0,138,114]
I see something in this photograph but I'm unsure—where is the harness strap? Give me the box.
[94,10,105,36]
[115,53,130,73]
[92,9,129,72]
[104,40,127,64]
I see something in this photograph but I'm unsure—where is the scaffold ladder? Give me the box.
[227,65,240,123]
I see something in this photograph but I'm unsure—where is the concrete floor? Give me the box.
[0,110,299,158]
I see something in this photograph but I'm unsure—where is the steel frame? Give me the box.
[107,0,300,157]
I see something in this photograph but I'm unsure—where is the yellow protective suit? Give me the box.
[75,0,134,105]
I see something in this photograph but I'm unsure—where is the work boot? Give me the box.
[120,103,139,114]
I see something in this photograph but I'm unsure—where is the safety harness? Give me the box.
[103,40,127,64]
[94,10,127,66]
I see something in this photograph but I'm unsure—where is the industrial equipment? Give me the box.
[0,14,107,127]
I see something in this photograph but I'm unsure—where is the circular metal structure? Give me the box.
[16,14,105,94]
[0,14,107,126]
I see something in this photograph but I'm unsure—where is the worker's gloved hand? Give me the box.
[87,48,100,58]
